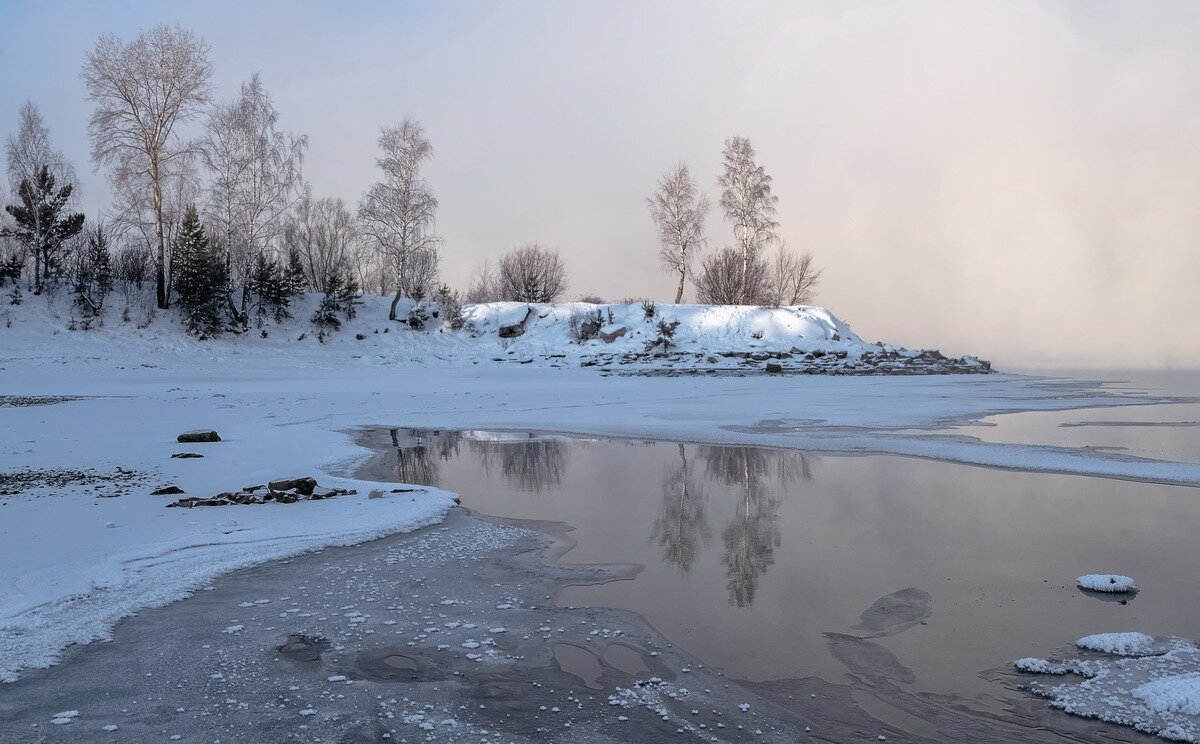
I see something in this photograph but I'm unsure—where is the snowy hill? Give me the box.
[0,291,990,375]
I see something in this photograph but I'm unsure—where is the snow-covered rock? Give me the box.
[1078,574,1136,593]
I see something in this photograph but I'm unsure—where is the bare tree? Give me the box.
[357,120,440,319]
[82,24,213,309]
[695,246,768,305]
[496,244,568,303]
[6,101,78,199]
[203,73,307,319]
[648,162,709,303]
[718,136,778,303]
[765,243,822,306]
[464,260,500,304]
[284,195,357,291]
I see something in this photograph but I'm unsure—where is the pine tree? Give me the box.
[74,223,113,318]
[247,252,292,323]
[2,166,85,294]
[173,206,225,338]
[311,263,361,330]
[284,248,307,297]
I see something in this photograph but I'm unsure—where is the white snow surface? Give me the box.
[1019,638,1200,742]
[1078,574,1137,593]
[1077,632,1158,657]
[1,292,1194,684]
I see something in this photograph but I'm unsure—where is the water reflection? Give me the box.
[651,443,711,574]
[387,429,567,493]
[468,435,567,492]
[701,447,815,607]
[379,430,815,607]
[386,428,463,484]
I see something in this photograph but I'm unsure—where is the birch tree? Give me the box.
[82,24,212,309]
[648,162,709,303]
[202,73,307,320]
[357,120,440,320]
[718,136,778,304]
[6,101,77,198]
[283,194,357,292]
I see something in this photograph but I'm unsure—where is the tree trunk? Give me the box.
[33,246,41,295]
[151,158,168,310]
[389,288,403,321]
[674,264,686,304]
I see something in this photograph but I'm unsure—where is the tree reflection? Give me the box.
[468,435,567,492]
[387,429,462,485]
[651,443,711,573]
[702,446,816,607]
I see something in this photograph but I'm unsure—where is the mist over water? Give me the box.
[3,0,1197,367]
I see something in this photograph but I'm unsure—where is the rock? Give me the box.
[268,477,317,496]
[170,452,204,459]
[368,489,385,499]
[765,362,783,374]
[498,307,534,338]
[151,485,186,496]
[177,430,221,443]
[355,333,366,340]
[599,326,628,343]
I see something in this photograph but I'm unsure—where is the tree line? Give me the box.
[1,24,822,337]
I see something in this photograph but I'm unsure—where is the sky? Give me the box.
[1,0,1198,368]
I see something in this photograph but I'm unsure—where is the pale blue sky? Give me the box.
[1,1,1198,365]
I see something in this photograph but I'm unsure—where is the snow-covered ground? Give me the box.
[1,292,1195,687]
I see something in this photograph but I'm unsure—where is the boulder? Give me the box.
[151,485,186,496]
[268,477,317,496]
[177,430,221,443]
[765,362,783,374]
[368,489,385,499]
[599,326,628,343]
[498,307,534,339]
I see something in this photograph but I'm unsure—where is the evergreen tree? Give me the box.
[311,263,361,330]
[247,251,292,323]
[173,206,226,337]
[284,247,307,297]
[2,165,85,294]
[74,222,113,318]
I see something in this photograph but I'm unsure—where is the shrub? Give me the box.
[568,308,604,343]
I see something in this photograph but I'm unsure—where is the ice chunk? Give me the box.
[1078,574,1136,593]
[1077,632,1155,656]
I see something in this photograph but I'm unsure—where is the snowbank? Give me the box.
[1078,574,1137,593]
[0,292,989,375]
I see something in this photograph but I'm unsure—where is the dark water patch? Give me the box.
[552,642,604,690]
[603,643,651,677]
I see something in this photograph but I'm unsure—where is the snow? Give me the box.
[1,291,1194,685]
[1018,638,1200,742]
[1079,574,1136,593]
[1077,632,1157,656]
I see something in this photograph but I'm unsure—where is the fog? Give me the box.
[2,0,1197,368]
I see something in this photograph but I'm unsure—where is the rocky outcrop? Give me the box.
[498,307,534,339]
[165,476,356,508]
